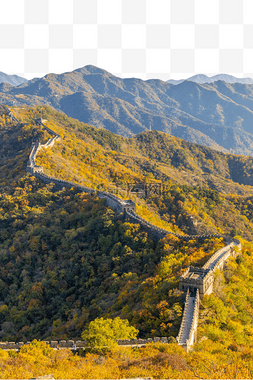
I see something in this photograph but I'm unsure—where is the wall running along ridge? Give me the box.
[2,111,242,351]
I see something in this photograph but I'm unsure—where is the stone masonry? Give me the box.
[179,267,213,299]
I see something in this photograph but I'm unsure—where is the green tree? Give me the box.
[81,317,138,348]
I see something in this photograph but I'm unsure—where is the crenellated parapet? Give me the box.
[0,336,170,350]
[203,238,241,271]
[126,210,227,242]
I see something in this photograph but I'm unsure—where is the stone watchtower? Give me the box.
[179,266,213,299]
[121,199,136,213]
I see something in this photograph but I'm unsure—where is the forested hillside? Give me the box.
[1,103,253,377]
[0,174,226,341]
[28,104,253,240]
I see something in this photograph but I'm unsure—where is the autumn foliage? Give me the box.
[1,106,253,377]
[0,339,252,379]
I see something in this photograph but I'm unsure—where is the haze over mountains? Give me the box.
[167,73,253,85]
[1,65,253,155]
[0,72,27,86]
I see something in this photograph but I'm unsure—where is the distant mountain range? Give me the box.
[0,72,27,86]
[167,73,253,85]
[2,65,253,155]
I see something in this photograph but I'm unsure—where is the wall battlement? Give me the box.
[0,337,170,351]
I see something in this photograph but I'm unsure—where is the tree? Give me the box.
[81,317,138,348]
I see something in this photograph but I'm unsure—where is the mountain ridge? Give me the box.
[167,73,253,85]
[0,71,27,86]
[1,66,253,155]
[0,105,253,352]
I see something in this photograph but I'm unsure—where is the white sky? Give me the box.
[0,0,252,81]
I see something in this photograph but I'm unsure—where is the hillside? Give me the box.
[2,66,253,155]
[1,107,253,378]
[1,103,253,354]
[7,104,253,239]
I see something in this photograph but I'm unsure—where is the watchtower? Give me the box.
[179,267,213,299]
[121,200,136,213]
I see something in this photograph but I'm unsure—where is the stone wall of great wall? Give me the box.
[176,238,241,351]
[125,210,225,242]
[0,110,242,352]
[0,105,19,123]
[176,289,200,351]
[0,336,171,351]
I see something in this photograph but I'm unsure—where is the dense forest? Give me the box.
[0,174,224,341]
[1,105,253,378]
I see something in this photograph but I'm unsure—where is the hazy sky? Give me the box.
[0,0,252,81]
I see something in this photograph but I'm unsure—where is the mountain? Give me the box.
[0,105,224,342]
[1,106,253,376]
[0,71,27,86]
[8,105,253,238]
[2,66,253,155]
[167,73,253,85]
[1,104,253,366]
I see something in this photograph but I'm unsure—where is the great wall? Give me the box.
[0,106,242,352]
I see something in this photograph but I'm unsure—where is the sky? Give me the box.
[0,0,252,81]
